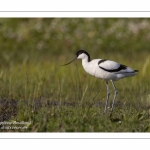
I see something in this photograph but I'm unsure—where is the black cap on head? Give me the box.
[76,50,90,61]
[61,50,90,66]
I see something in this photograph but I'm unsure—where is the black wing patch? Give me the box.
[99,64,127,72]
[98,59,107,65]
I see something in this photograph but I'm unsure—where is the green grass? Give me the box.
[0,18,150,132]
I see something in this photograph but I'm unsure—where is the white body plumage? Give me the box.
[81,57,137,81]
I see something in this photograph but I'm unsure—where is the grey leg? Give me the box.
[110,80,118,111]
[104,81,110,113]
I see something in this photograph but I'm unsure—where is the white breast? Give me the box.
[82,59,108,79]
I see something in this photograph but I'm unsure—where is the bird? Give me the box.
[62,50,138,113]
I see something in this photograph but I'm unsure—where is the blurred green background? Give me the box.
[1,18,150,66]
[0,18,150,132]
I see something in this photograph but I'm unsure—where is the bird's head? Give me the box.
[62,50,90,66]
[76,50,90,60]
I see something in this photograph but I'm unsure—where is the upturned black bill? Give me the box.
[61,58,77,66]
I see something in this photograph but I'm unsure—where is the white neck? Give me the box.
[82,56,89,67]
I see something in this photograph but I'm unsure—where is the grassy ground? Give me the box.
[0,18,150,132]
